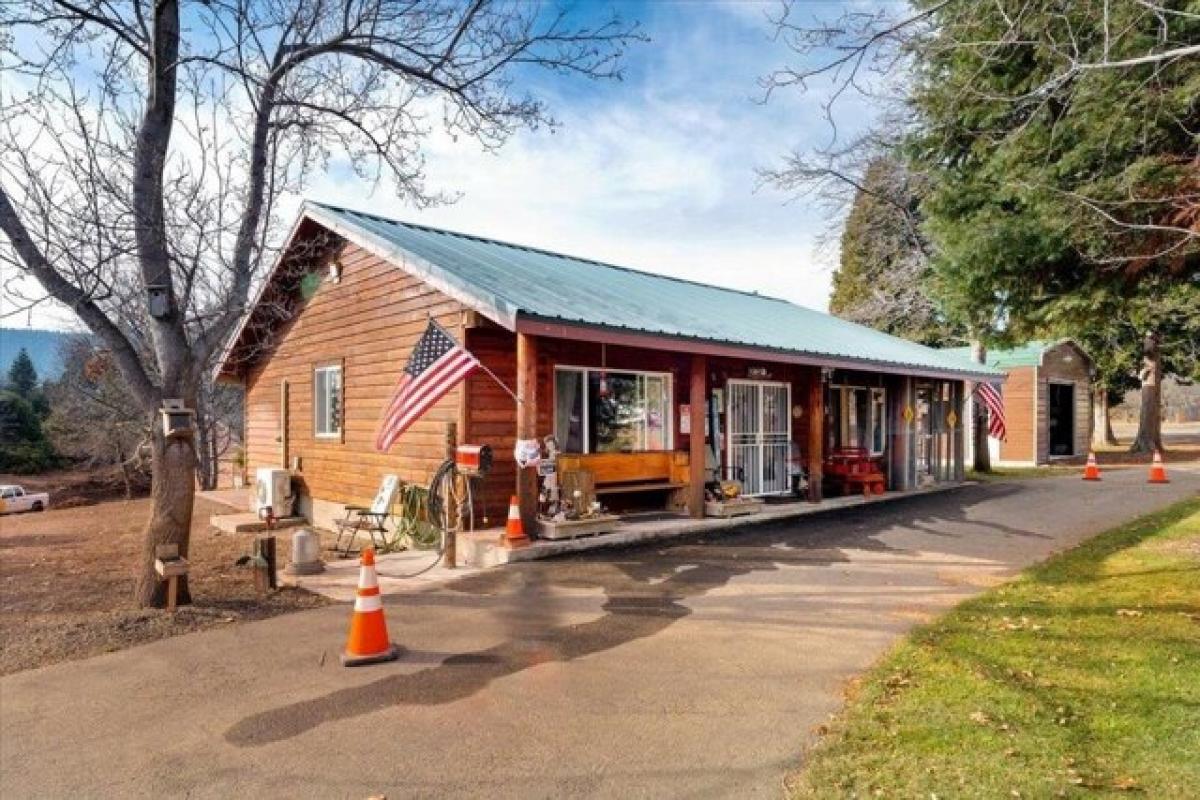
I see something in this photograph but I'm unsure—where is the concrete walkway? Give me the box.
[2,466,1196,799]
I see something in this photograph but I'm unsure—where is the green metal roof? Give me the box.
[281,202,1003,380]
[943,341,1056,369]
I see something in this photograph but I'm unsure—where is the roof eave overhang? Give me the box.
[213,201,523,383]
[303,203,520,330]
[514,315,1006,383]
[212,208,315,384]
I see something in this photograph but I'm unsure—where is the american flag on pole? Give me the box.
[974,382,1007,441]
[374,320,480,452]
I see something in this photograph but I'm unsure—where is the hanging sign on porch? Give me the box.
[946,409,958,428]
[903,405,915,424]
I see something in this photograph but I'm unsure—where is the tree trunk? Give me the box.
[1130,331,1164,454]
[134,426,198,607]
[971,340,991,472]
[195,404,217,492]
[1091,388,1118,447]
[116,440,133,501]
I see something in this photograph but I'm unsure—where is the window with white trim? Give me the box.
[554,367,672,453]
[313,364,343,438]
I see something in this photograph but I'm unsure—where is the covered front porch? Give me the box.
[464,318,970,539]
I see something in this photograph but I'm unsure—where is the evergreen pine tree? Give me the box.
[6,348,38,397]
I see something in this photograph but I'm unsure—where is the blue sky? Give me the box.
[3,1,873,330]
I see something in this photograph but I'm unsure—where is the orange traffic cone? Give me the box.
[1148,450,1170,484]
[502,495,530,548]
[1082,451,1101,481]
[341,549,401,666]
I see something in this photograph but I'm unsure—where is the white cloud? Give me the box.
[308,8,862,312]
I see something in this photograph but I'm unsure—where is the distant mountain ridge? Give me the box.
[0,328,82,382]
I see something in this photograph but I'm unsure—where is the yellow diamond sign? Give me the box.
[902,406,914,424]
[947,410,958,428]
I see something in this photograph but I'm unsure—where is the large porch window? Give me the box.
[830,385,887,455]
[554,367,672,453]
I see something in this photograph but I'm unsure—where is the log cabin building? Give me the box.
[216,202,1003,531]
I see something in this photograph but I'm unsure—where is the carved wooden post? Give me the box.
[688,354,707,518]
[516,332,538,533]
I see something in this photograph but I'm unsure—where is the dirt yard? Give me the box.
[1,465,152,508]
[0,496,329,675]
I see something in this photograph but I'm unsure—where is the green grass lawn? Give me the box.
[789,498,1200,799]
[966,466,1069,481]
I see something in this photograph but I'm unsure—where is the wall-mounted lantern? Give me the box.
[160,399,196,440]
[147,284,171,319]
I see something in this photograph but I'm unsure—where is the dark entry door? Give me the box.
[1048,383,1074,456]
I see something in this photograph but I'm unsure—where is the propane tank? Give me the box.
[286,527,325,575]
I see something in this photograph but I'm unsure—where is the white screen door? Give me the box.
[727,380,791,495]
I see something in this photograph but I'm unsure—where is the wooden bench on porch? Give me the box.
[557,452,690,510]
[824,447,887,496]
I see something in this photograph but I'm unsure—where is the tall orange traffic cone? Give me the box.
[502,495,530,548]
[341,549,401,666]
[1082,451,1101,481]
[1148,450,1170,484]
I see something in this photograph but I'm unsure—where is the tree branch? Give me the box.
[0,186,158,406]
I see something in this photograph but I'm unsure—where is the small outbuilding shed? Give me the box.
[953,340,1093,466]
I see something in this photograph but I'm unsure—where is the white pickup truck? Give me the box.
[0,485,50,514]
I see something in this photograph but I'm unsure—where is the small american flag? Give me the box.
[974,382,1007,441]
[374,320,480,452]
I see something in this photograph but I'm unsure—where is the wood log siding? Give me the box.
[462,325,518,519]
[243,243,467,509]
[998,366,1036,463]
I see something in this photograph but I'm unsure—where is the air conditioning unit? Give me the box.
[254,468,294,517]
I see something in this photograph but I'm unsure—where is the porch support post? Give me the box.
[516,331,539,533]
[953,381,966,481]
[688,354,707,518]
[807,370,824,503]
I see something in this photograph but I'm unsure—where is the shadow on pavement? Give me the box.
[226,483,1031,747]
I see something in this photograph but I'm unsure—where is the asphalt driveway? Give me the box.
[2,466,1197,799]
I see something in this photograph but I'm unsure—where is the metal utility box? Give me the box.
[254,468,294,517]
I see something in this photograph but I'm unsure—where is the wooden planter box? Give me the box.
[537,515,621,540]
[704,498,765,518]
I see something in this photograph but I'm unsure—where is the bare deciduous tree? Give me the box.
[45,339,152,499]
[0,0,638,607]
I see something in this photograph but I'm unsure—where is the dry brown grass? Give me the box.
[0,496,329,675]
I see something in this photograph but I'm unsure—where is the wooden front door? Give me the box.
[727,379,791,495]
